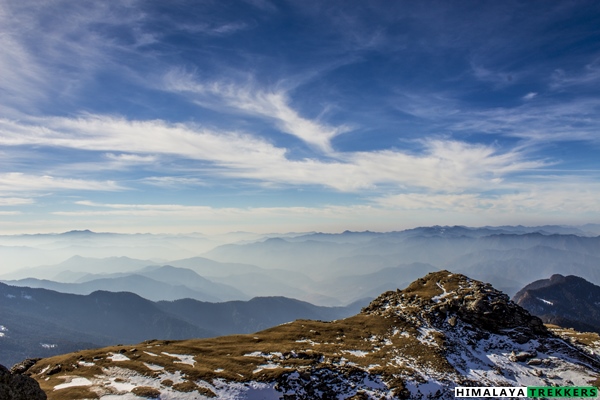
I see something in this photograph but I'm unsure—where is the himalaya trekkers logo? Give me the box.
[454,386,598,398]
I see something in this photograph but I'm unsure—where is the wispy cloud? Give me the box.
[0,172,122,193]
[55,200,369,220]
[105,153,158,163]
[551,57,600,90]
[391,89,600,145]
[0,197,34,206]
[0,211,21,216]
[451,98,600,143]
[0,115,543,193]
[163,69,351,152]
[471,63,519,87]
[51,176,600,231]
[374,177,600,214]
[0,0,158,111]
[141,176,206,188]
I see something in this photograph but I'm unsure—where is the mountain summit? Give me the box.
[24,271,600,399]
[364,270,548,341]
[514,274,600,334]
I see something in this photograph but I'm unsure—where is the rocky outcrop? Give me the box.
[10,358,41,375]
[364,270,548,340]
[0,363,46,400]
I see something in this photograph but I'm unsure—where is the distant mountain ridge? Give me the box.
[514,274,600,334]
[3,224,600,306]
[2,265,248,302]
[0,281,365,367]
[201,228,600,297]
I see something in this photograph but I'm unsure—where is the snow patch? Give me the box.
[295,338,320,345]
[243,351,265,357]
[253,363,280,374]
[343,350,369,357]
[78,361,95,367]
[432,282,450,303]
[143,363,164,371]
[444,321,598,388]
[54,377,92,391]
[212,379,281,399]
[537,297,554,306]
[416,327,439,347]
[405,379,446,398]
[107,353,130,362]
[95,366,190,399]
[161,352,196,366]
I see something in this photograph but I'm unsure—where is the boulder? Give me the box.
[0,363,46,400]
[10,358,41,375]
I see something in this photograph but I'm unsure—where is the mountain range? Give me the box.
[3,265,248,303]
[16,271,600,400]
[0,281,365,367]
[201,227,600,297]
[3,225,600,306]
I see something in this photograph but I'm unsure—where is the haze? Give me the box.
[1,225,599,307]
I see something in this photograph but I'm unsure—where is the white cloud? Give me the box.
[0,197,34,206]
[55,200,370,220]
[105,153,157,163]
[141,176,206,188]
[522,92,537,100]
[0,211,21,215]
[374,178,600,214]
[51,177,600,232]
[163,70,350,152]
[0,114,543,193]
[0,172,122,193]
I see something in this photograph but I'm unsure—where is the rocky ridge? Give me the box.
[23,271,600,399]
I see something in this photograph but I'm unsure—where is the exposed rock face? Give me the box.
[0,363,46,400]
[513,274,600,334]
[10,358,41,375]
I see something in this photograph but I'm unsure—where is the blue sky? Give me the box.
[1,0,600,234]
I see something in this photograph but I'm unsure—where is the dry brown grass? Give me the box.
[34,271,589,400]
[171,381,197,392]
[45,386,99,399]
[31,312,429,399]
[131,386,161,398]
[30,307,462,400]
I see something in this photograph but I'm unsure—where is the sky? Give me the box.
[1,0,600,234]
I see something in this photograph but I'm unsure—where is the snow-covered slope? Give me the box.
[23,271,600,399]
